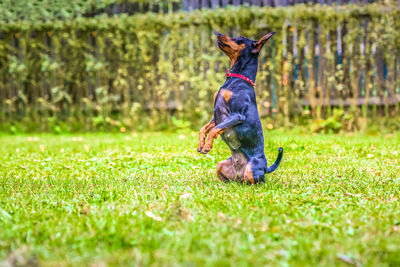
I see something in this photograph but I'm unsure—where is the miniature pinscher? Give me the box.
[197,32,283,184]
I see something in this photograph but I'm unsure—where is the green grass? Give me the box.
[1,131,400,266]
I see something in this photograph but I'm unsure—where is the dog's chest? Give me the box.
[213,88,232,125]
[214,88,241,150]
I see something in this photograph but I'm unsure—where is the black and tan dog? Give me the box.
[197,32,283,184]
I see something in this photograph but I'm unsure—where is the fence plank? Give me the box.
[200,0,209,8]
[222,0,230,7]
[191,0,199,10]
[182,0,190,10]
[232,0,240,6]
[82,0,384,15]
[211,0,219,9]
[263,0,272,6]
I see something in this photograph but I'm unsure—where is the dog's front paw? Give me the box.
[197,138,205,153]
[200,149,210,154]
[201,144,212,154]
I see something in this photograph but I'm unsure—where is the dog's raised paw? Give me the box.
[200,149,210,154]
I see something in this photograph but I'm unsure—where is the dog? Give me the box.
[197,31,283,184]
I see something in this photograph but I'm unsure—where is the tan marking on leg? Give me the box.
[244,163,255,184]
[216,158,236,181]
[197,120,215,152]
[201,127,225,153]
[220,89,233,103]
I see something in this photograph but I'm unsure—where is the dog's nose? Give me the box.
[214,31,224,37]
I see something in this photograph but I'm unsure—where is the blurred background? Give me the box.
[0,0,399,134]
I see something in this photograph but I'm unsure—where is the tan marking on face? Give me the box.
[217,35,246,68]
[244,163,255,184]
[220,89,233,103]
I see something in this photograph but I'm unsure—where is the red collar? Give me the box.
[226,69,256,88]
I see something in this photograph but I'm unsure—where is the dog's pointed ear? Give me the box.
[251,32,275,53]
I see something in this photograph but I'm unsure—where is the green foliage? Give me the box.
[0,0,180,22]
[311,108,354,133]
[0,4,399,132]
[171,116,192,132]
[0,0,106,22]
[0,131,400,265]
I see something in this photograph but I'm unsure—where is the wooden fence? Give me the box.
[92,0,398,16]
[0,5,399,132]
[180,0,386,9]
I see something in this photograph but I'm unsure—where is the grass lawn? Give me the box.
[0,131,400,266]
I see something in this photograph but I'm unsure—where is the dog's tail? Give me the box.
[266,147,283,173]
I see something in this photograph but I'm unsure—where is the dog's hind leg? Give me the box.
[244,162,265,184]
[216,157,236,182]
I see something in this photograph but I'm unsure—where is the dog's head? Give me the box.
[215,32,275,68]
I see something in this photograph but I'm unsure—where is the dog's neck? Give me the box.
[229,56,258,83]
